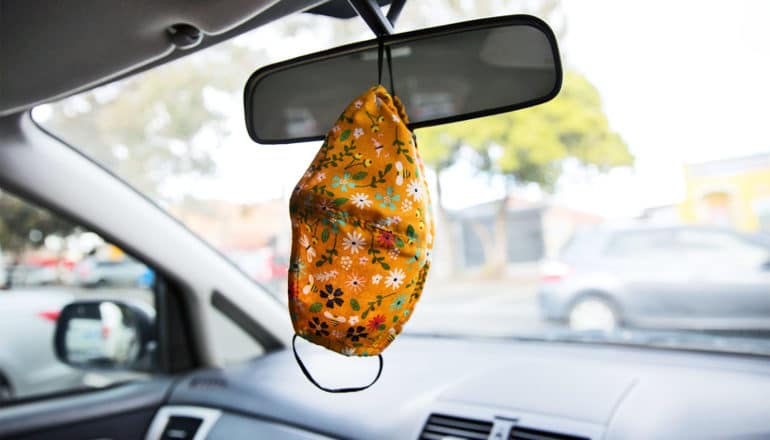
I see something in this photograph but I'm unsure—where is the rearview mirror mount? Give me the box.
[244,14,562,144]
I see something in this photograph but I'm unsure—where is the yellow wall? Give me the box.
[679,166,770,232]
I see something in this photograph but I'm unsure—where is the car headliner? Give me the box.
[0,0,341,117]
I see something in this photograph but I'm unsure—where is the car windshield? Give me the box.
[31,0,770,356]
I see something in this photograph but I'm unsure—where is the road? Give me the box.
[6,278,558,364]
[408,279,558,336]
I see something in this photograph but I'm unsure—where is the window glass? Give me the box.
[0,189,155,403]
[32,0,770,356]
[676,230,769,264]
[605,230,675,257]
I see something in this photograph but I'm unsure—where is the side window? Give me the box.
[0,189,156,403]
[676,230,769,264]
[604,230,676,257]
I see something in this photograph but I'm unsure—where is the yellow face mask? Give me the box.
[288,85,434,391]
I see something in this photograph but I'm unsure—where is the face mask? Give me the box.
[288,85,434,392]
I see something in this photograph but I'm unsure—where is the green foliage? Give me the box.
[0,192,77,254]
[417,71,633,191]
[43,44,267,198]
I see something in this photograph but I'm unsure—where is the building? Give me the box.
[679,153,770,233]
[445,198,603,272]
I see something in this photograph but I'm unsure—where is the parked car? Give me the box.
[73,256,148,287]
[539,225,770,331]
[0,290,83,401]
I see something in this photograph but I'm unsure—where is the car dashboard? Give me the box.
[145,335,770,440]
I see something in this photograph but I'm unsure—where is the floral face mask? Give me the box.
[288,85,434,392]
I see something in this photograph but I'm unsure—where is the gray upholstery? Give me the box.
[0,0,326,115]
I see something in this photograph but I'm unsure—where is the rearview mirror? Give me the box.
[245,14,562,144]
[54,300,156,371]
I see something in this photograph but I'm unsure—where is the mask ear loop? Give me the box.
[386,45,396,96]
[292,334,384,393]
[377,39,384,86]
[377,39,397,96]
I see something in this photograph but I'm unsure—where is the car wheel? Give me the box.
[0,374,13,402]
[568,296,618,331]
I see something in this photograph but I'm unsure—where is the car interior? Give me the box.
[1,0,770,439]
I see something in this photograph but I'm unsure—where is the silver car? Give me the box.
[538,225,770,331]
[0,290,84,401]
[73,256,148,287]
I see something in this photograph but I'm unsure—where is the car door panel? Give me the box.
[0,378,172,440]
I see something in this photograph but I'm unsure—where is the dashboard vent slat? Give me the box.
[510,425,589,440]
[420,414,493,440]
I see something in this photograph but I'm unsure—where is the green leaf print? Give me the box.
[351,171,368,180]
[321,228,330,243]
[340,129,351,141]
[333,197,348,206]
[395,237,404,248]
[350,298,361,311]
[310,302,323,313]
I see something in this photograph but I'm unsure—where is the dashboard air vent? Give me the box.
[420,414,493,440]
[510,425,589,440]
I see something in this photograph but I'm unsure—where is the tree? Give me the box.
[42,44,268,199]
[417,71,633,274]
[0,191,77,255]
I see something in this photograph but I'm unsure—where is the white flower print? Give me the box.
[348,315,360,325]
[315,171,326,182]
[353,127,364,139]
[389,247,400,260]
[340,256,352,270]
[401,198,413,211]
[314,270,338,282]
[358,256,369,265]
[425,249,433,263]
[351,192,372,209]
[395,161,404,186]
[387,216,401,225]
[341,346,356,356]
[354,100,363,109]
[302,274,315,295]
[299,234,316,262]
[388,327,396,335]
[385,268,406,290]
[346,274,365,292]
[371,274,382,285]
[427,232,433,245]
[332,124,341,133]
[342,230,367,254]
[391,113,400,123]
[324,311,346,323]
[406,180,423,201]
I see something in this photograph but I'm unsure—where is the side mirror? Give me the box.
[54,300,156,371]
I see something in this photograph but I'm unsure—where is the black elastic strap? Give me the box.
[377,39,384,86]
[292,334,383,393]
[386,45,396,96]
